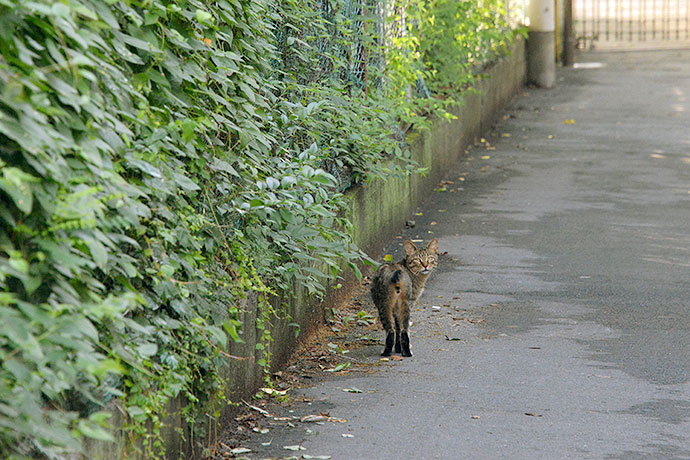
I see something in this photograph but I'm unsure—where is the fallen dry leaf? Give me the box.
[284,444,306,451]
[342,388,363,393]
[245,403,272,417]
[452,317,485,324]
[390,356,404,361]
[300,414,328,423]
[261,387,288,396]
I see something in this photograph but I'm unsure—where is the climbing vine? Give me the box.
[386,0,519,127]
[0,0,518,458]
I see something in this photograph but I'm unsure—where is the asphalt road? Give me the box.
[232,50,690,460]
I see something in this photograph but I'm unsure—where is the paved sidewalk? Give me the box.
[227,50,690,460]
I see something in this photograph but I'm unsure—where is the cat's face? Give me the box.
[404,238,439,275]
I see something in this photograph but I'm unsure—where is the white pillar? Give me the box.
[527,0,556,88]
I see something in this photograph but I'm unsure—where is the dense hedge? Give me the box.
[0,0,516,457]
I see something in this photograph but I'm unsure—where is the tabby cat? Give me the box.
[370,238,439,357]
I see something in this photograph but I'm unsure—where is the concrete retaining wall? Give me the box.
[349,38,526,257]
[83,37,526,459]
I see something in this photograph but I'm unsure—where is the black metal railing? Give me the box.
[575,0,690,49]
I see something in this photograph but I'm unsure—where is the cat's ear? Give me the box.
[404,241,417,256]
[427,238,439,254]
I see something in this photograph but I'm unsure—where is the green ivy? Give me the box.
[387,0,521,127]
[0,0,517,458]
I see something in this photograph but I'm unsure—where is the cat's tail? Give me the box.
[390,269,403,294]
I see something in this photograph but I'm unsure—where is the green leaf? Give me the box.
[238,82,256,103]
[173,173,200,191]
[127,405,146,418]
[265,177,280,189]
[325,362,351,372]
[222,320,244,344]
[181,119,197,143]
[310,170,337,186]
[160,264,175,277]
[78,420,114,442]
[3,359,31,382]
[206,325,228,349]
[348,262,362,283]
[195,9,214,24]
[85,238,108,269]
[213,159,239,176]
[113,31,159,53]
[0,167,38,214]
[136,343,158,357]
[8,253,29,274]
[281,175,296,187]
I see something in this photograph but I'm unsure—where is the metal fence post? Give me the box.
[563,0,575,65]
